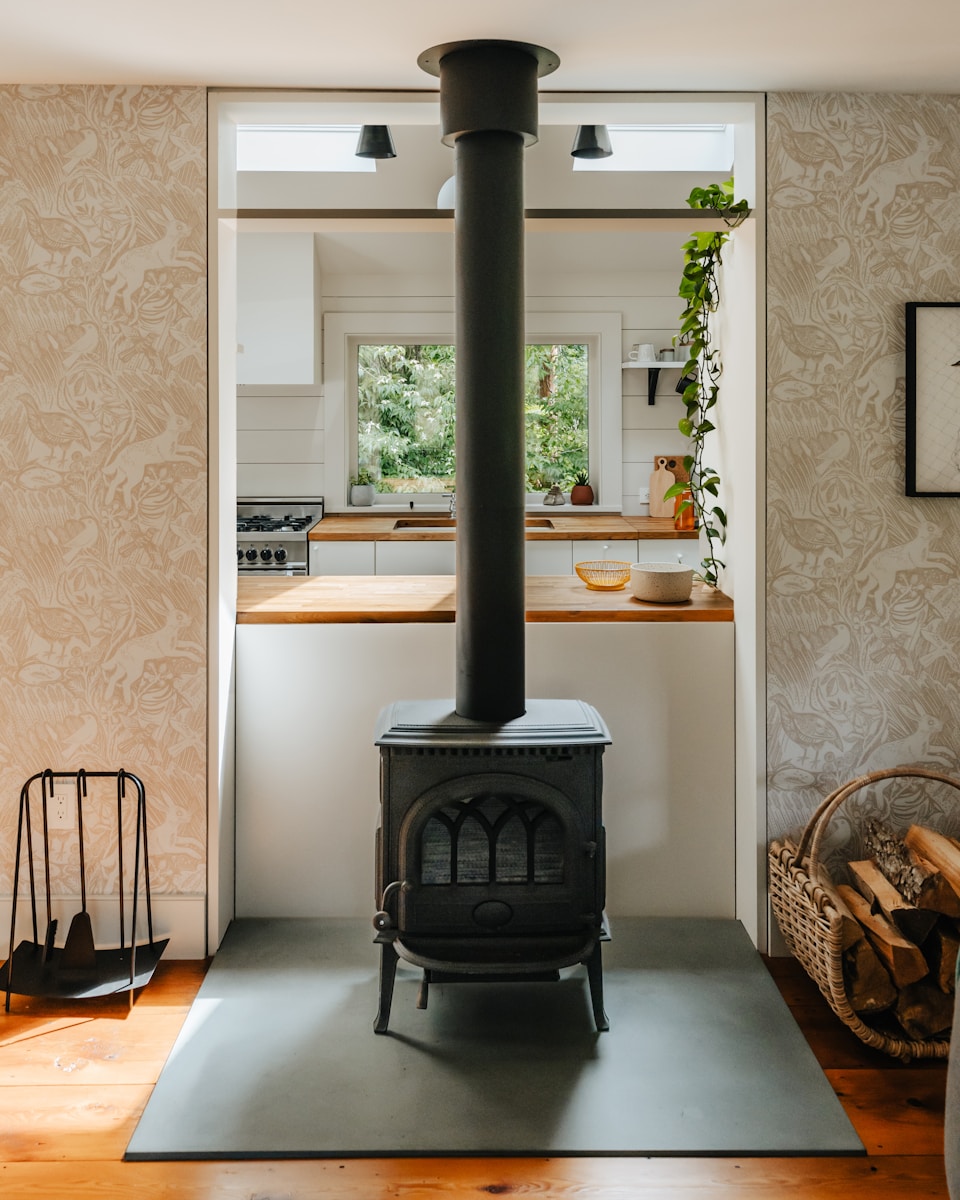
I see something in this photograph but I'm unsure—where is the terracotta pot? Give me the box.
[570,484,594,506]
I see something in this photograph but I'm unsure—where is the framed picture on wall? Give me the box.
[905,301,960,496]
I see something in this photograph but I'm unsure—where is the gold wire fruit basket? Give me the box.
[574,560,632,591]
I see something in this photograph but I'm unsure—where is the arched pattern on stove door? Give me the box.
[395,769,593,938]
[419,794,565,886]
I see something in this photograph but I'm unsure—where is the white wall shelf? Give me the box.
[621,361,689,405]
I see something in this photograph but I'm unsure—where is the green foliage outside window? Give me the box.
[357,343,588,493]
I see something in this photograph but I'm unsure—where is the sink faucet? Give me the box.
[442,492,456,518]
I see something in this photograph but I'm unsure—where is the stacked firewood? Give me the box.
[822,821,960,1040]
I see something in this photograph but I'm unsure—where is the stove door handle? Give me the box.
[373,880,410,931]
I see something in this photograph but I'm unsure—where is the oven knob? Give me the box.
[260,547,273,562]
[237,548,243,563]
[245,547,258,562]
[274,546,287,563]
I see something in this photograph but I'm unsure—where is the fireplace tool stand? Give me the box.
[4,769,168,1010]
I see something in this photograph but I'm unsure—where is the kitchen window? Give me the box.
[324,311,622,509]
[356,341,589,494]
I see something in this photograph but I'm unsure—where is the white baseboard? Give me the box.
[766,897,792,957]
[0,894,207,960]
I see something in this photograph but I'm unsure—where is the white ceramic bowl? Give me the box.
[630,562,694,604]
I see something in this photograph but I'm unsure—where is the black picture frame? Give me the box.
[905,301,960,496]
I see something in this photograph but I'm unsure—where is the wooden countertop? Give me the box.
[237,576,733,624]
[309,514,696,542]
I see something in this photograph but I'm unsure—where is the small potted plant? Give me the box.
[350,469,376,506]
[570,470,594,506]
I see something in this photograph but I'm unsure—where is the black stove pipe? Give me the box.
[418,40,559,723]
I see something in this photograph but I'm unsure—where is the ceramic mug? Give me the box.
[629,343,658,362]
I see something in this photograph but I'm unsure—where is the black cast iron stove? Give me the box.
[373,700,610,1033]
[372,39,612,1034]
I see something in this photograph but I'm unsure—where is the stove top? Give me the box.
[237,497,323,575]
[236,497,323,537]
[237,515,315,534]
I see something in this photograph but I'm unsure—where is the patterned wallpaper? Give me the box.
[766,93,960,862]
[0,86,207,904]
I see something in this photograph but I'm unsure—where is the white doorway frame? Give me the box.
[206,88,767,952]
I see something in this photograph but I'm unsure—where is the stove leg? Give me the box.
[586,941,609,1032]
[417,969,431,1010]
[374,941,399,1034]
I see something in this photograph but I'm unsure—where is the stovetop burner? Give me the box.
[237,516,314,533]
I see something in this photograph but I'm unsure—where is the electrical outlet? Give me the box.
[50,787,76,830]
[638,487,651,504]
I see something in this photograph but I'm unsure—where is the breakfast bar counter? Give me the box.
[236,575,733,624]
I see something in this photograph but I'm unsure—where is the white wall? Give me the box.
[236,622,736,920]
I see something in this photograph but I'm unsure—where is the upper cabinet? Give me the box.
[237,231,316,387]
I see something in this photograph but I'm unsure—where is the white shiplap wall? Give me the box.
[236,232,689,509]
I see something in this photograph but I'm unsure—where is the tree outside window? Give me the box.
[357,342,588,494]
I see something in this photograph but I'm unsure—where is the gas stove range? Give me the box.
[237,497,323,575]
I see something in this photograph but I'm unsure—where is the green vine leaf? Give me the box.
[675,177,749,587]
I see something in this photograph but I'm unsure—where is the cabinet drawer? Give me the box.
[375,541,456,575]
[571,540,639,569]
[634,539,700,568]
[525,540,573,575]
[309,542,376,576]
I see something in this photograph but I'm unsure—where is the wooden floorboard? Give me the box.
[0,955,950,1198]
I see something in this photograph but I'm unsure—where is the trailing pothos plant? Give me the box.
[664,178,749,588]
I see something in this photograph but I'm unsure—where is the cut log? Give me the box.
[922,919,960,994]
[864,818,960,916]
[894,978,954,1040]
[842,937,897,1013]
[904,826,960,911]
[847,858,939,944]
[836,884,929,988]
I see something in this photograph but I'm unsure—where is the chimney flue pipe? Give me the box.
[418,40,559,723]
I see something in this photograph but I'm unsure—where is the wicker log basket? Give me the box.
[769,765,960,1061]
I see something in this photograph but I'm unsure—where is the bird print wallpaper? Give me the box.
[766,93,960,869]
[4,84,958,956]
[0,86,207,941]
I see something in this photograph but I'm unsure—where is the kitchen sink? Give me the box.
[393,517,555,530]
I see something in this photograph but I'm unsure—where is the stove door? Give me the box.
[395,772,596,938]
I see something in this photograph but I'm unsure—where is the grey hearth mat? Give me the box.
[126,917,863,1159]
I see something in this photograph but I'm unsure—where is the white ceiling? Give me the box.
[4,0,960,92]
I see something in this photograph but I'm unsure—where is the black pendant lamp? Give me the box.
[571,124,612,159]
[356,125,397,159]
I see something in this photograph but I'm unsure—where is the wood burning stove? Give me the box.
[371,39,612,1035]
[373,700,611,1033]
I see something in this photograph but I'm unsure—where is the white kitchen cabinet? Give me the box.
[571,540,639,568]
[237,232,315,387]
[375,540,456,575]
[525,540,573,575]
[309,541,376,576]
[634,538,700,568]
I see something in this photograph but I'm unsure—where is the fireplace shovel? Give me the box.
[59,773,97,979]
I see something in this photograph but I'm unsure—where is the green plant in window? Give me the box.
[664,178,749,588]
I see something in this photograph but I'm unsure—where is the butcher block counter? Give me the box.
[309,514,694,542]
[237,575,732,624]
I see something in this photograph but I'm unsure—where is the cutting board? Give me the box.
[649,458,676,518]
